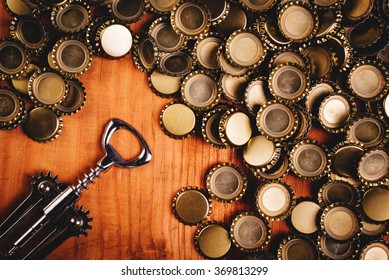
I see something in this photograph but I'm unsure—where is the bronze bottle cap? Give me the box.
[225,29,266,69]
[348,115,388,148]
[145,0,180,14]
[289,105,311,143]
[361,219,388,237]
[348,60,388,100]
[318,180,359,207]
[318,93,355,133]
[205,162,247,203]
[361,187,389,222]
[358,149,389,187]
[215,2,247,37]
[290,139,331,180]
[51,37,93,77]
[147,69,182,98]
[172,186,212,226]
[159,51,195,77]
[256,99,299,141]
[243,135,282,170]
[200,0,230,25]
[51,0,91,33]
[270,49,308,68]
[290,200,321,234]
[22,107,63,143]
[253,151,290,180]
[278,235,318,260]
[201,106,230,149]
[240,0,276,12]
[269,63,309,102]
[181,71,220,111]
[107,0,145,23]
[159,102,196,139]
[257,14,291,51]
[28,68,69,108]
[11,63,40,95]
[193,33,223,70]
[148,17,186,52]
[0,88,26,130]
[306,80,339,116]
[170,1,210,40]
[56,77,86,115]
[315,4,342,42]
[343,0,373,22]
[10,16,48,55]
[230,212,270,252]
[255,181,296,221]
[194,221,231,259]
[0,38,30,80]
[320,203,361,241]
[323,31,353,73]
[278,1,319,42]
[244,77,270,115]
[217,46,248,76]
[317,233,360,260]
[132,34,158,73]
[314,0,341,8]
[220,74,249,103]
[5,0,33,17]
[345,16,384,50]
[300,43,332,80]
[360,241,389,260]
[219,109,252,147]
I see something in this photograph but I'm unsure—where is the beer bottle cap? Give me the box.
[132,34,158,73]
[217,45,248,76]
[315,4,342,42]
[201,106,230,149]
[240,0,276,12]
[215,3,247,37]
[270,49,308,68]
[306,80,339,116]
[343,0,373,22]
[56,77,86,115]
[361,219,388,237]
[159,51,195,77]
[219,108,252,147]
[257,14,291,51]
[200,0,230,25]
[322,31,353,72]
[360,241,389,260]
[219,74,249,104]
[361,187,389,222]
[244,77,270,115]
[148,17,186,52]
[300,43,332,80]
[317,233,360,260]
[318,180,359,207]
[147,69,181,98]
[193,33,223,70]
[358,149,389,186]
[345,16,384,50]
[252,151,290,181]
[11,63,40,95]
[145,0,180,14]
[0,38,30,79]
[5,0,33,17]
[0,88,26,130]
[278,235,318,260]
[243,135,282,170]
[51,0,91,33]
[108,0,145,23]
[290,200,321,234]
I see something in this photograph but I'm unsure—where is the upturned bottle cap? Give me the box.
[108,0,145,23]
[215,2,247,37]
[361,187,389,222]
[348,115,388,148]
[240,0,276,12]
[360,241,389,260]
[0,38,30,79]
[358,149,389,186]
[159,51,194,77]
[56,78,86,115]
[194,33,223,70]
[361,219,388,237]
[132,34,158,73]
[331,141,365,178]
[219,74,249,103]
[343,0,373,22]
[0,88,26,130]
[318,180,359,207]
[5,0,33,17]
[11,63,40,95]
[159,102,196,139]
[270,49,308,68]
[244,77,270,115]
[300,43,332,80]
[345,16,384,50]
[51,0,91,33]
[258,13,291,50]
[219,109,252,147]
[290,200,321,234]
[323,31,353,72]
[145,0,180,14]
[306,80,339,116]
[201,106,230,149]
[252,150,290,180]
[317,233,360,260]
[148,17,186,52]
[147,69,181,98]
[278,235,318,260]
[217,45,248,76]
[315,5,342,42]
[200,0,230,25]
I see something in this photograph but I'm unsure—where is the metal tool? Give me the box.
[0,118,152,259]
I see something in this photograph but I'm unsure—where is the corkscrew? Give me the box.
[0,118,152,259]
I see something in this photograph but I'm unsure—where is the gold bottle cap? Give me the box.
[132,34,158,73]
[28,69,69,107]
[147,69,182,98]
[10,16,48,54]
[56,77,86,115]
[145,0,180,14]
[215,2,247,37]
[278,1,319,42]
[205,163,247,203]
[358,149,389,186]
[258,14,292,50]
[348,115,387,148]
[361,219,388,237]
[322,31,353,73]
[343,0,373,22]
[194,33,223,70]
[278,235,318,260]
[219,109,252,147]
[201,106,230,149]
[194,221,231,259]
[159,51,194,77]
[0,38,30,79]
[320,203,361,241]
[51,37,93,77]
[240,0,276,12]
[5,0,33,16]
[290,105,311,143]
[317,233,359,260]
[314,0,341,7]
[148,17,186,52]
[244,77,270,115]
[256,100,299,141]
[108,0,145,23]
[181,71,220,111]
[230,212,270,252]
[0,88,26,130]
[220,74,249,103]
[11,63,40,95]
[291,200,321,234]
[243,135,281,169]
[253,151,290,180]
[348,60,388,100]
[172,186,212,226]
[51,0,91,33]
[217,45,248,76]
[170,1,210,40]
[225,29,266,69]
[360,241,389,260]
[269,63,309,102]
[255,181,296,221]
[345,16,384,50]
[200,0,230,25]
[306,80,338,116]
[331,141,366,178]
[361,187,389,222]
[318,93,355,133]
[301,44,332,80]
[159,102,196,139]
[318,180,359,207]
[315,4,342,42]
[22,107,63,143]
[290,139,331,180]
[270,49,308,68]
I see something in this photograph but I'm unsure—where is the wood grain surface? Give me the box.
[0,3,387,260]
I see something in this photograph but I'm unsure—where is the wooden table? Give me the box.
[0,3,387,260]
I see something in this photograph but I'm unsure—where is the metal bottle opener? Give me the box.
[0,118,152,259]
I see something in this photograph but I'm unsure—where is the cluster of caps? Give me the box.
[134,0,389,259]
